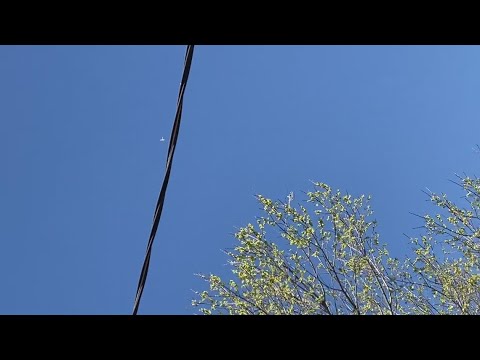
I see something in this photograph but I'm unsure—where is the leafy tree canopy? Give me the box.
[193,174,480,315]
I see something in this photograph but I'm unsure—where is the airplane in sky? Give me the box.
[160,137,165,142]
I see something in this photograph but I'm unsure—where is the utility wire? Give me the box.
[132,45,195,315]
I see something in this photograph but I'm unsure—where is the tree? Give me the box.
[192,175,480,315]
[404,174,480,314]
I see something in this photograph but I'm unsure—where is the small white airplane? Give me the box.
[160,137,165,142]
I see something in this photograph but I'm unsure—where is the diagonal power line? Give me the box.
[132,45,195,315]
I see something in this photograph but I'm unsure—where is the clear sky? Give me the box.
[1,45,480,314]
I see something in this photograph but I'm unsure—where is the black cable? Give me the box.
[132,45,195,315]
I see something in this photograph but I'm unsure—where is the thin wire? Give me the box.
[132,45,195,315]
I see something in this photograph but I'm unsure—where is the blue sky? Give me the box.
[1,45,479,314]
